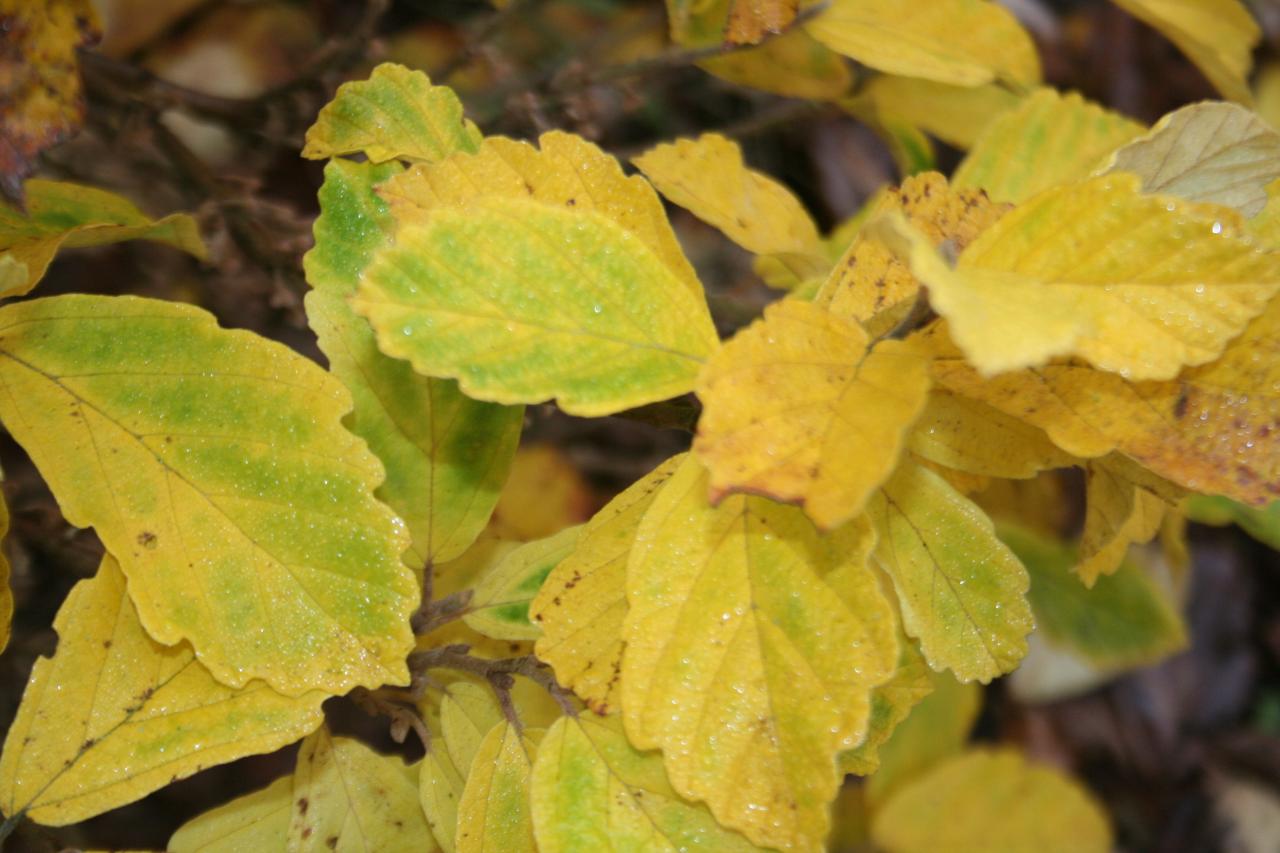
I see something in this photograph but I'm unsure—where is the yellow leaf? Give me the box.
[169,775,293,852]
[288,727,436,852]
[305,159,523,569]
[953,88,1144,204]
[975,472,1073,539]
[815,171,1009,339]
[924,293,1280,504]
[695,300,930,530]
[725,0,797,44]
[302,62,481,163]
[877,174,1280,379]
[456,722,536,853]
[908,391,1075,479]
[700,28,853,101]
[1111,0,1259,104]
[420,746,466,853]
[0,558,325,825]
[866,459,1033,682]
[871,749,1111,853]
[380,131,705,303]
[623,456,896,851]
[1102,101,1280,217]
[864,671,981,810]
[489,445,596,543]
[1076,457,1174,586]
[0,179,206,298]
[0,491,10,655]
[805,0,1039,88]
[440,681,505,779]
[530,714,763,852]
[464,526,580,641]
[845,77,1020,151]
[0,295,417,694]
[633,133,823,262]
[531,456,683,713]
[354,196,719,417]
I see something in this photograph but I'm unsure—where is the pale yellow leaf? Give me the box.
[440,681,504,780]
[908,390,1075,479]
[169,775,293,852]
[1076,457,1174,586]
[420,746,466,853]
[456,722,536,853]
[844,77,1020,151]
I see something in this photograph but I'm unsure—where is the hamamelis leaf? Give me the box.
[440,681,504,779]
[844,78,1020,151]
[876,174,1280,380]
[806,0,1039,87]
[456,723,537,853]
[695,300,930,531]
[1111,0,1259,104]
[530,714,763,852]
[354,198,719,416]
[953,89,1144,204]
[0,179,206,298]
[0,294,418,694]
[623,456,896,851]
[0,558,325,826]
[421,746,467,853]
[302,62,481,163]
[870,749,1112,853]
[464,525,580,641]
[725,0,796,44]
[867,459,1032,682]
[908,391,1075,479]
[1076,458,1171,586]
[0,492,10,655]
[1102,101,1280,217]
[700,27,853,101]
[531,455,682,713]
[169,775,293,852]
[1186,494,1280,550]
[305,159,522,569]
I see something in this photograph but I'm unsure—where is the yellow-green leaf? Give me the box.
[1186,494,1280,551]
[953,89,1144,204]
[1002,524,1188,668]
[871,749,1112,853]
[530,714,762,853]
[908,390,1075,479]
[305,159,523,568]
[354,197,719,416]
[441,681,505,779]
[838,623,934,777]
[806,0,1039,88]
[169,775,293,852]
[623,456,896,851]
[695,299,930,530]
[421,746,467,853]
[0,294,418,694]
[1103,101,1280,217]
[1076,458,1170,586]
[531,455,683,713]
[0,179,206,298]
[866,459,1032,682]
[876,174,1280,379]
[456,722,536,853]
[288,727,436,852]
[302,62,481,163]
[464,526,580,641]
[845,77,1020,151]
[0,558,325,826]
[1111,0,1259,104]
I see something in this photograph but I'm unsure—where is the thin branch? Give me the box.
[412,588,473,635]
[410,644,577,716]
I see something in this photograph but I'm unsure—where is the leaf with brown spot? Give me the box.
[726,0,798,44]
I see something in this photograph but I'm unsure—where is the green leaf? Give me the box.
[0,558,325,825]
[353,198,720,416]
[0,294,418,695]
[0,179,206,298]
[302,62,481,163]
[464,525,580,641]
[866,459,1032,682]
[530,714,763,852]
[169,775,293,852]
[305,158,522,568]
[1186,494,1280,550]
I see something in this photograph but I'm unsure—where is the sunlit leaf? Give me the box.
[0,558,325,825]
[1102,101,1280,217]
[866,459,1032,682]
[302,62,481,163]
[530,714,762,852]
[0,294,418,694]
[695,300,930,530]
[0,179,206,298]
[305,159,523,569]
[953,89,1143,203]
[871,749,1112,853]
[464,526,579,641]
[806,0,1039,87]
[876,174,1280,379]
[531,455,682,714]
[908,391,1075,479]
[623,456,896,850]
[456,722,536,853]
[169,775,292,852]
[1111,0,1259,103]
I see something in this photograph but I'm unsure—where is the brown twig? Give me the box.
[410,644,578,716]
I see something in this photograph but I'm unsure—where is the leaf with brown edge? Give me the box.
[531,455,683,714]
[814,172,1009,339]
[695,299,930,531]
[0,0,100,204]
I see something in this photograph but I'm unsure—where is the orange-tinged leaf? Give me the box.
[623,456,896,851]
[876,174,1280,380]
[695,300,930,530]
[726,0,797,44]
[0,0,100,203]
[870,749,1111,853]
